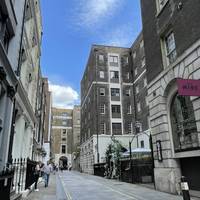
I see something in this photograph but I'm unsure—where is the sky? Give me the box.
[41,0,142,108]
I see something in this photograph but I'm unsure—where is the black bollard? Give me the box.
[181,176,190,200]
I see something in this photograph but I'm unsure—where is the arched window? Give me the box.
[170,93,198,152]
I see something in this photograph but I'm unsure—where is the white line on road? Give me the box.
[59,174,73,200]
[103,184,141,200]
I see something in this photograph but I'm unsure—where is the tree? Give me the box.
[105,137,124,179]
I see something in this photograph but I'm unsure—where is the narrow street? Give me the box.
[58,171,183,200]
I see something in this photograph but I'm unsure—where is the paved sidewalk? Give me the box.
[23,174,57,200]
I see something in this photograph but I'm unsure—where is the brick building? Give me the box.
[80,45,150,174]
[51,108,73,168]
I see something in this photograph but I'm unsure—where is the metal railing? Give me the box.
[0,158,37,200]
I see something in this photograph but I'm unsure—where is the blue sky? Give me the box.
[41,0,142,108]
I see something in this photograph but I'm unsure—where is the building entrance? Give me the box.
[180,157,200,191]
[59,156,68,170]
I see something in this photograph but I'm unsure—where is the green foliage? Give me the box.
[105,137,124,179]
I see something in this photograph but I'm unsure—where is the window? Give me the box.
[140,40,144,49]
[144,77,147,87]
[135,85,139,94]
[109,55,118,66]
[127,122,132,134]
[100,104,105,114]
[100,122,106,134]
[111,105,121,118]
[125,89,131,96]
[157,0,168,11]
[62,120,67,125]
[111,88,120,97]
[99,71,104,79]
[141,57,146,68]
[88,112,90,120]
[127,104,132,114]
[62,137,66,141]
[88,128,90,137]
[110,71,119,79]
[140,140,144,148]
[137,102,141,112]
[170,93,197,152]
[100,88,105,96]
[134,68,138,76]
[99,54,104,63]
[61,145,66,154]
[112,123,122,135]
[62,129,66,134]
[0,9,10,52]
[164,32,177,65]
[126,72,130,80]
[123,56,128,64]
[109,55,118,63]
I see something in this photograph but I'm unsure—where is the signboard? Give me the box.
[156,140,163,162]
[177,78,200,96]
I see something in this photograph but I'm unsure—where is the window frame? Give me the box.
[111,88,120,97]
[100,104,105,114]
[100,88,105,96]
[99,71,104,79]
[137,102,141,112]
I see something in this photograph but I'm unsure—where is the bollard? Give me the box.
[181,176,190,200]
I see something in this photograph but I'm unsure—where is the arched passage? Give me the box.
[59,156,68,170]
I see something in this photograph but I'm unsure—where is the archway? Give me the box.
[59,156,68,170]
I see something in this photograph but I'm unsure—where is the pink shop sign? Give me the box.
[177,78,200,96]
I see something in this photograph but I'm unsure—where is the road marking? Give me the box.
[58,174,73,200]
[104,185,139,200]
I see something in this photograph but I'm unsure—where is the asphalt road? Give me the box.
[58,171,184,200]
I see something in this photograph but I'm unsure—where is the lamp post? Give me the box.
[129,134,137,183]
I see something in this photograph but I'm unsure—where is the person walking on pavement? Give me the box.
[42,161,52,187]
[34,162,41,191]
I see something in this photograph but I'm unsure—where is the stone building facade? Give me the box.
[80,45,150,174]
[141,0,200,194]
[0,0,51,174]
[11,0,44,162]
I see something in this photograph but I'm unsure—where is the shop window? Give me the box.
[170,93,198,152]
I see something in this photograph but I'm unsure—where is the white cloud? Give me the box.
[49,83,79,109]
[73,0,124,30]
[101,24,136,47]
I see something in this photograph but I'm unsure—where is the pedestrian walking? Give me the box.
[34,162,41,191]
[42,162,52,187]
